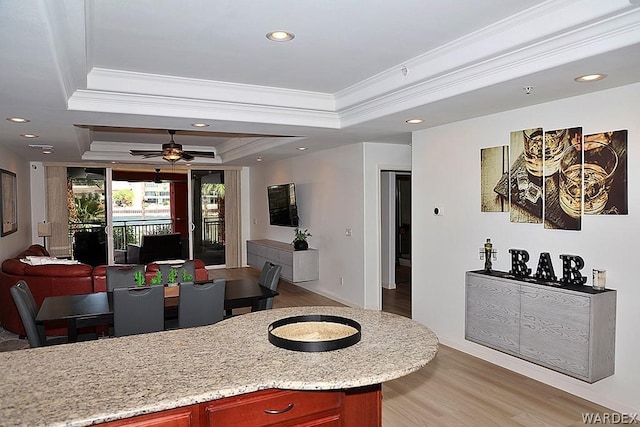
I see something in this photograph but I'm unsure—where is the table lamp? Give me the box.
[37,221,52,249]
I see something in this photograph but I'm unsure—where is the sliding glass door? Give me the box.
[190,170,225,266]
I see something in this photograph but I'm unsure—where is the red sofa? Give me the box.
[0,245,94,336]
[0,244,210,336]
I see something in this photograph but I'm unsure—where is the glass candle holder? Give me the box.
[592,269,606,290]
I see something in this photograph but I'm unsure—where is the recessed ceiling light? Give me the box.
[6,117,29,123]
[191,123,209,128]
[111,161,117,164]
[42,148,53,154]
[297,147,307,151]
[574,74,607,82]
[266,31,295,42]
[256,157,263,162]
[406,119,424,124]
[20,134,38,138]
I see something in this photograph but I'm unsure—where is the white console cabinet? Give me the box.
[247,239,319,283]
[465,271,616,383]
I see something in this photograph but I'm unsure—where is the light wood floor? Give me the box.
[211,267,613,426]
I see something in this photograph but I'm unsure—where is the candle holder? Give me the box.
[592,269,606,291]
[479,239,497,272]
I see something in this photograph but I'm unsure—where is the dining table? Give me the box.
[35,279,278,342]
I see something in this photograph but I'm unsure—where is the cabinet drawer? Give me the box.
[278,250,294,266]
[205,389,342,427]
[248,242,267,257]
[266,247,280,263]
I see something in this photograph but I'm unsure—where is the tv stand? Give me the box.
[247,239,319,283]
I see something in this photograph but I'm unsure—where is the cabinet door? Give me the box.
[465,274,520,353]
[520,286,590,379]
[98,406,195,426]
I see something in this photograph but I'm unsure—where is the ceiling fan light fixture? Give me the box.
[163,147,182,162]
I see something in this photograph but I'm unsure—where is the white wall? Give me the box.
[0,149,31,260]
[412,82,640,413]
[249,142,411,308]
[250,143,367,306]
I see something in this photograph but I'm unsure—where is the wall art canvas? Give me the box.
[503,128,543,223]
[480,145,509,212]
[544,127,582,230]
[583,129,628,215]
[1,169,17,236]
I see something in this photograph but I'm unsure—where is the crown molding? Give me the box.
[215,136,307,163]
[338,5,640,126]
[87,68,336,112]
[65,0,639,135]
[335,0,637,111]
[68,89,341,129]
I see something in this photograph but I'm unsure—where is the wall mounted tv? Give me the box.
[267,183,299,227]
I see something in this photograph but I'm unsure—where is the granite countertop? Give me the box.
[0,306,439,426]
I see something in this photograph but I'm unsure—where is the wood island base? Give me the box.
[99,384,382,427]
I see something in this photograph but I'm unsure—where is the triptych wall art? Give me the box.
[480,128,628,231]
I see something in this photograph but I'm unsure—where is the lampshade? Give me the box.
[37,221,52,237]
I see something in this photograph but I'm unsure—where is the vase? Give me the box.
[293,240,308,251]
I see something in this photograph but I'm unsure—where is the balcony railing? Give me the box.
[69,218,224,252]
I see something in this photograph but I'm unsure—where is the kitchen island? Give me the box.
[0,306,438,426]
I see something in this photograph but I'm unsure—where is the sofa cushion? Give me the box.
[2,258,93,277]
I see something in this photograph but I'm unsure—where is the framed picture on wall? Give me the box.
[1,169,17,236]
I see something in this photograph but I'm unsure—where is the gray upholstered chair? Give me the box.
[258,264,282,310]
[106,265,146,292]
[10,281,96,347]
[178,279,225,329]
[258,261,276,287]
[113,286,164,337]
[10,281,56,347]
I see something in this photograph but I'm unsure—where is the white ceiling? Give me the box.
[1,0,639,167]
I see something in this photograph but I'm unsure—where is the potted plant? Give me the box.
[292,228,312,251]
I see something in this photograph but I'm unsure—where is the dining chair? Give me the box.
[258,261,276,287]
[258,264,282,310]
[178,279,225,329]
[10,281,96,347]
[106,265,146,292]
[113,286,164,337]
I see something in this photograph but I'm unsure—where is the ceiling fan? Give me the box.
[129,130,216,163]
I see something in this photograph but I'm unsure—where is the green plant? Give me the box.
[134,270,145,287]
[74,193,105,223]
[181,268,194,282]
[167,268,179,284]
[150,270,162,286]
[292,228,312,243]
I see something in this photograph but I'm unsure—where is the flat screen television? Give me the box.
[267,183,299,227]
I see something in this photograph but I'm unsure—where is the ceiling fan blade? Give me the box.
[180,152,195,161]
[130,150,162,156]
[186,151,216,158]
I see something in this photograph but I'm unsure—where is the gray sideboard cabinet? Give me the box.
[247,239,319,283]
[465,271,616,383]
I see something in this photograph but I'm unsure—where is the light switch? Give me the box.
[345,228,352,237]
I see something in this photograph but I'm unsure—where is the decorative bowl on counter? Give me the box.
[268,314,361,352]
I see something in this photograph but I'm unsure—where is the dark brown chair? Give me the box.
[138,233,183,264]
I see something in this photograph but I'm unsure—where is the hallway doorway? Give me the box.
[381,171,411,318]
